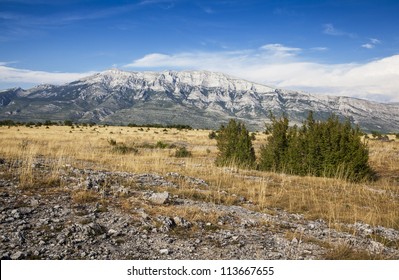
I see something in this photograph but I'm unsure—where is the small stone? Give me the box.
[108,229,119,236]
[30,198,39,207]
[11,251,25,260]
[139,211,149,220]
[149,192,170,205]
[173,216,191,228]
[159,249,169,255]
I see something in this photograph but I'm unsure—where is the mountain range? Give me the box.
[0,69,398,132]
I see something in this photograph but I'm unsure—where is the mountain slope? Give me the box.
[0,69,398,132]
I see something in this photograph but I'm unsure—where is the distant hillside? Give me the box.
[0,69,398,132]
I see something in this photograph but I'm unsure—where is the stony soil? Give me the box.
[1,158,398,260]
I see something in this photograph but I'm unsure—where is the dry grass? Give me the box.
[323,244,389,260]
[0,125,398,231]
[72,190,99,204]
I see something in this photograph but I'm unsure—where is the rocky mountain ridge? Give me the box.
[1,69,398,132]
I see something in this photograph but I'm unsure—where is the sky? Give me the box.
[0,0,399,102]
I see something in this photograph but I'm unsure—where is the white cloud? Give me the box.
[125,46,399,102]
[370,38,381,44]
[362,43,374,49]
[323,23,356,38]
[0,65,94,86]
[259,44,301,57]
[311,47,328,51]
[362,38,382,49]
[2,45,399,103]
[323,23,339,35]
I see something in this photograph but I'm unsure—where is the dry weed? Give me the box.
[0,126,398,231]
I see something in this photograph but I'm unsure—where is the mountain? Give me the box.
[0,69,398,132]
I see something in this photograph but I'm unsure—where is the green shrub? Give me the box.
[215,119,255,169]
[155,141,168,149]
[112,144,138,155]
[371,130,382,139]
[208,131,217,139]
[259,112,374,181]
[174,146,192,158]
[108,138,117,146]
[64,120,73,126]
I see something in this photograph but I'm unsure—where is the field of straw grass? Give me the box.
[0,124,398,233]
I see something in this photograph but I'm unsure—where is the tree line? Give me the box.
[0,119,192,130]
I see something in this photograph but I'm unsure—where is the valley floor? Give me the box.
[0,125,398,259]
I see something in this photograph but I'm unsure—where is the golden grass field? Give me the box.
[0,124,398,234]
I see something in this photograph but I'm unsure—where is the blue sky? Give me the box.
[1,0,399,102]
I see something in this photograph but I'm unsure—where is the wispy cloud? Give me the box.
[362,43,374,49]
[310,47,328,51]
[139,0,176,9]
[323,23,356,38]
[362,38,382,49]
[370,38,381,44]
[0,65,94,86]
[124,45,399,102]
[1,44,398,103]
[0,3,143,41]
[260,44,301,58]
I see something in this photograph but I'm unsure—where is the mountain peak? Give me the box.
[0,69,398,132]
[89,69,276,93]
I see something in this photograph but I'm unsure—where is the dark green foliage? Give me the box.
[111,144,138,155]
[174,146,192,158]
[155,141,168,149]
[0,120,17,126]
[64,120,73,126]
[44,120,57,126]
[396,133,399,139]
[208,131,217,139]
[127,123,192,130]
[215,119,256,169]
[259,112,374,181]
[258,114,290,171]
[108,138,117,146]
[371,131,382,139]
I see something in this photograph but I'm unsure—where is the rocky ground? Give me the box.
[0,158,398,260]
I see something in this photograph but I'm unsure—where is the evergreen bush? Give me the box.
[215,119,256,168]
[174,146,192,158]
[259,112,374,181]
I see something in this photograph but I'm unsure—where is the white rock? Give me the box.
[149,192,169,205]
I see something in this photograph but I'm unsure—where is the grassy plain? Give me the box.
[0,124,398,233]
